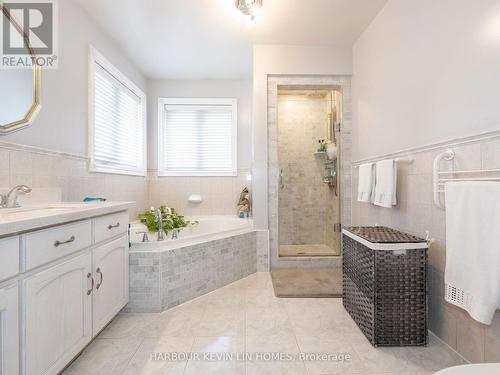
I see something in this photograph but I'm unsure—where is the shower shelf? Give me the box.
[315,150,338,192]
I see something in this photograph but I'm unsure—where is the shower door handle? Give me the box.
[279,168,285,189]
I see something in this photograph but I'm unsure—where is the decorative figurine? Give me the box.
[237,187,251,217]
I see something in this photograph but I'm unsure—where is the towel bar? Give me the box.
[354,156,414,168]
[433,149,500,209]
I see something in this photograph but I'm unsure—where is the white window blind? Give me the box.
[158,99,237,176]
[89,46,146,176]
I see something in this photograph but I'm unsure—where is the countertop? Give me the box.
[0,201,135,237]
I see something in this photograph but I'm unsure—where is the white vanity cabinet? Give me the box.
[0,204,132,375]
[0,236,20,282]
[92,235,128,336]
[24,253,93,375]
[0,283,19,375]
[24,220,92,271]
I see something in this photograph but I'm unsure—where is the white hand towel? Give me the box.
[357,163,375,203]
[373,159,397,208]
[444,181,500,325]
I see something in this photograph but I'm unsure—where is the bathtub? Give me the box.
[129,215,254,251]
[434,364,500,374]
[126,215,257,313]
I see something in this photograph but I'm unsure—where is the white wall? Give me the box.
[2,0,146,156]
[351,0,500,361]
[0,0,149,217]
[352,0,500,161]
[147,79,253,170]
[252,44,352,229]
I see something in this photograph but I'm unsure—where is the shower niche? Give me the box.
[277,86,342,257]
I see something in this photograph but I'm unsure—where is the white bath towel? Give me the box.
[444,181,500,325]
[357,163,375,203]
[373,159,397,208]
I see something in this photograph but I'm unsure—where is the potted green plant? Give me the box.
[138,205,198,235]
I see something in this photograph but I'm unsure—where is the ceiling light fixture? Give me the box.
[235,0,263,29]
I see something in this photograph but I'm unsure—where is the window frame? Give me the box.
[88,45,147,176]
[157,97,238,177]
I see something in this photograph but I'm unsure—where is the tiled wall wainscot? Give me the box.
[126,231,258,313]
[0,143,148,218]
[148,169,252,216]
[352,135,500,363]
[0,142,252,221]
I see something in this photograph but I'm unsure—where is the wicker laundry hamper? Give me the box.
[342,226,428,347]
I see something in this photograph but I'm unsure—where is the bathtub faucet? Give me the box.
[171,229,179,240]
[155,208,165,241]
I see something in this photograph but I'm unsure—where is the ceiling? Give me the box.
[73,0,387,80]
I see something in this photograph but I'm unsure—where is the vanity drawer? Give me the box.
[25,220,92,270]
[94,211,129,244]
[0,236,20,282]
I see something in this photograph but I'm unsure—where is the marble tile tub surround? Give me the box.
[268,75,352,269]
[64,272,466,375]
[352,135,500,363]
[0,143,148,218]
[126,231,257,313]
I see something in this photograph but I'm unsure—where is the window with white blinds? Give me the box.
[88,46,146,176]
[158,98,237,176]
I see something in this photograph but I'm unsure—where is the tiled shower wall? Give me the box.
[268,75,352,269]
[277,94,340,252]
[351,135,500,363]
[0,143,148,218]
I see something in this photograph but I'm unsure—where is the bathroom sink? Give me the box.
[0,204,94,222]
[0,201,133,236]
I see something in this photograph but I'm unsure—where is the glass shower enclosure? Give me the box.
[277,86,342,257]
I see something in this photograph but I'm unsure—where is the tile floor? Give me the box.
[271,268,342,297]
[64,272,466,375]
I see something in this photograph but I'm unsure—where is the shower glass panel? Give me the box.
[277,87,342,257]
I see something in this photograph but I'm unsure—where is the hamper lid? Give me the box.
[344,226,426,243]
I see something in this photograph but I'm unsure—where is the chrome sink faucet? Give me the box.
[0,185,32,208]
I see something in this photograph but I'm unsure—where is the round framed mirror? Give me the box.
[0,3,41,135]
